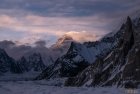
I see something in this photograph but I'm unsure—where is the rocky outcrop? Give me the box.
[65,16,140,87]
[0,48,47,76]
[36,27,116,80]
[35,43,90,80]
[122,17,140,86]
[0,48,22,74]
[17,53,46,72]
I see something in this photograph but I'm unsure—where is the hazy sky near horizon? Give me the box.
[0,0,140,46]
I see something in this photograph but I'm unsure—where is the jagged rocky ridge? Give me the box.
[1,15,140,88]
[65,17,140,87]
[0,48,22,74]
[17,53,46,72]
[0,34,75,76]
[0,49,47,75]
[35,21,124,80]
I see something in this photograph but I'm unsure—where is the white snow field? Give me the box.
[0,80,140,94]
[0,74,139,94]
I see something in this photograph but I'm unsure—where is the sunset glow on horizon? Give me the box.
[0,0,140,46]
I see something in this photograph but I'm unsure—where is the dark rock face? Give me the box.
[124,81,138,89]
[18,53,46,72]
[0,48,22,73]
[65,17,140,87]
[35,43,90,80]
[56,42,90,77]
[122,17,140,85]
[17,57,29,72]
[35,64,57,80]
[36,34,114,80]
[65,59,103,86]
[36,23,122,81]
[0,50,47,74]
[26,53,46,71]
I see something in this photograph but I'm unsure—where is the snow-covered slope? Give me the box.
[0,35,73,67]
[0,48,22,74]
[50,35,74,60]
[23,47,54,66]
[36,27,119,80]
[1,15,140,89]
[17,53,46,72]
[0,34,75,80]
[65,16,140,87]
[1,81,138,94]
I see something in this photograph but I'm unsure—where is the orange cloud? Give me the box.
[65,31,98,42]
[0,14,105,44]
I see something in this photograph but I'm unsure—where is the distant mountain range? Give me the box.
[0,34,74,75]
[0,16,140,87]
[65,16,140,87]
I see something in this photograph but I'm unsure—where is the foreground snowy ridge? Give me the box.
[0,81,139,94]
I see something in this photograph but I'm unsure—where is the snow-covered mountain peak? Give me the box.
[51,35,73,49]
[64,16,140,87]
[58,35,73,43]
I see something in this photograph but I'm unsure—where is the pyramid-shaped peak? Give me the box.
[127,16,131,21]
[126,16,132,25]
[59,35,73,41]
[55,35,73,46]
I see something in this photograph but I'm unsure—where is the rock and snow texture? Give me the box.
[0,35,74,68]
[50,35,74,60]
[0,48,47,80]
[65,16,140,87]
[0,48,47,74]
[1,16,140,91]
[0,35,74,77]
[17,53,46,72]
[0,48,22,74]
[36,33,115,80]
[36,17,127,80]
[0,43,55,66]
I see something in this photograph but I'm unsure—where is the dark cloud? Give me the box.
[0,0,140,17]
[0,0,140,45]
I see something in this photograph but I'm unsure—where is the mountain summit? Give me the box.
[65,16,140,87]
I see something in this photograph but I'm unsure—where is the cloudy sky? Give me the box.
[0,0,140,46]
